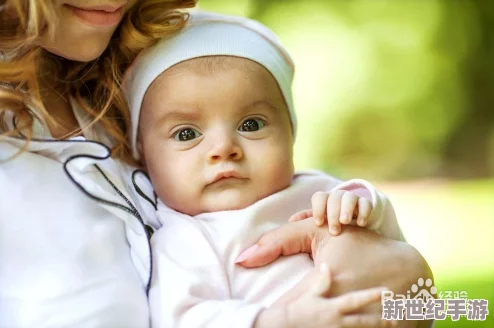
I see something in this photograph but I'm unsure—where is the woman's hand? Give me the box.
[236,220,432,295]
[255,264,396,328]
[237,220,433,327]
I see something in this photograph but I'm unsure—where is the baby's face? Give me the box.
[138,56,294,216]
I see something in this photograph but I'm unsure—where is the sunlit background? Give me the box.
[198,0,493,326]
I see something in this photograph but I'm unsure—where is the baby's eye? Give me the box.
[173,128,201,141]
[238,118,265,132]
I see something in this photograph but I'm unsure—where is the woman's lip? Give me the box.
[66,4,124,27]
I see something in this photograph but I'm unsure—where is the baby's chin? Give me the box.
[169,181,292,216]
[193,189,269,215]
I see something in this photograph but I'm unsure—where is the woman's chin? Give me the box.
[42,46,106,63]
[39,31,111,63]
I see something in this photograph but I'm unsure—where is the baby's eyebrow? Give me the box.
[153,109,201,127]
[242,100,280,114]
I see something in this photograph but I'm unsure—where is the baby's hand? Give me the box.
[289,190,373,236]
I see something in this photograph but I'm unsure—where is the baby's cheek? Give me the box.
[275,166,294,190]
[274,147,294,180]
[263,158,293,194]
[146,158,175,202]
[154,160,202,214]
[154,180,188,213]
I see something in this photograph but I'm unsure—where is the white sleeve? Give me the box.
[329,178,405,242]
[150,213,265,328]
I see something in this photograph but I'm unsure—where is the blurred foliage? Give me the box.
[198,0,494,180]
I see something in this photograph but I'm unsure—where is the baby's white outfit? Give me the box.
[149,170,404,328]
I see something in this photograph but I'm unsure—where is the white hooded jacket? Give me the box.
[0,99,157,328]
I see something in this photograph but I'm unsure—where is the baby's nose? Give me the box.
[207,136,244,163]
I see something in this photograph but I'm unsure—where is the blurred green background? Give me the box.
[199,0,494,326]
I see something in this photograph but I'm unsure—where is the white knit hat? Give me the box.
[123,11,296,160]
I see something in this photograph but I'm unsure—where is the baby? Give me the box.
[124,11,404,328]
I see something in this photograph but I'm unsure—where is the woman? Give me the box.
[0,1,195,327]
[0,0,431,327]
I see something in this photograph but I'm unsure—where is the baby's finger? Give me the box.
[326,190,344,235]
[288,209,313,222]
[311,192,329,226]
[342,315,397,328]
[356,197,373,227]
[335,287,386,313]
[339,192,359,225]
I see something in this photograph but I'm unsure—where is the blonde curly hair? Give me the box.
[0,0,196,164]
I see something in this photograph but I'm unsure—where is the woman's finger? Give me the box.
[288,209,313,222]
[326,190,344,235]
[342,315,397,328]
[311,192,329,226]
[235,219,319,267]
[339,192,359,224]
[335,287,386,313]
[309,263,332,297]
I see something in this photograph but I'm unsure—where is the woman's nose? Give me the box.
[207,134,244,164]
